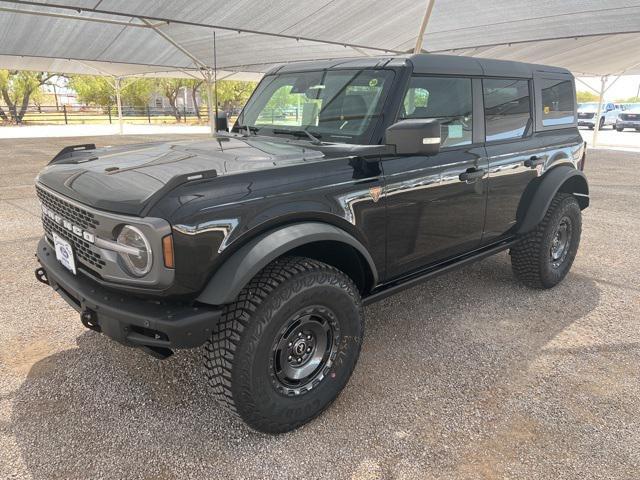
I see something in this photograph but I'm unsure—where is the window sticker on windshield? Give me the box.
[448,125,463,138]
[369,78,378,87]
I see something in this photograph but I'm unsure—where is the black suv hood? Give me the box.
[36,136,326,215]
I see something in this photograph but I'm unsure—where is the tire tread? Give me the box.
[510,193,579,289]
[203,256,360,423]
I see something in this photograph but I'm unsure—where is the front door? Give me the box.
[383,75,488,279]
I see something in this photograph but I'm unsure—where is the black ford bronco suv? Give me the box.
[35,54,588,433]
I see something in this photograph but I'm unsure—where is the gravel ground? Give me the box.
[0,136,638,480]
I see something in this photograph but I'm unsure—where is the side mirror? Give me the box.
[385,119,441,156]
[216,112,229,132]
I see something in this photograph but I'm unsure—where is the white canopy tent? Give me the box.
[1,0,640,142]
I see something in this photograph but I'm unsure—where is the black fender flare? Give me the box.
[196,222,379,306]
[517,166,589,234]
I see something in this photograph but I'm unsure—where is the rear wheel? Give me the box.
[510,193,582,289]
[204,256,364,433]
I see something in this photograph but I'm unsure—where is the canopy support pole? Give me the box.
[592,76,606,148]
[575,77,601,95]
[414,0,436,53]
[115,76,123,135]
[205,71,215,136]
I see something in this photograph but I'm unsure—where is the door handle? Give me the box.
[459,168,485,182]
[524,156,545,168]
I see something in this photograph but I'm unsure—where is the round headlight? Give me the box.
[117,225,152,277]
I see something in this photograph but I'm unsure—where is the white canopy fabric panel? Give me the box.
[0,0,639,78]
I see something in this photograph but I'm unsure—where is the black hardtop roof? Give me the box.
[268,53,572,78]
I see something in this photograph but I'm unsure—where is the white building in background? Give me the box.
[40,83,81,109]
[148,87,202,113]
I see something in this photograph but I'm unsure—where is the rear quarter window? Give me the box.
[537,77,576,128]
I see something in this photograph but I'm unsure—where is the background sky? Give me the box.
[577,75,640,101]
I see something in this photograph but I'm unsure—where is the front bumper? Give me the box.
[578,119,595,127]
[35,237,222,353]
[616,119,640,129]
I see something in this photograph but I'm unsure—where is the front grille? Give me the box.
[42,215,106,270]
[578,112,594,119]
[36,185,99,231]
[37,185,105,272]
[621,114,639,121]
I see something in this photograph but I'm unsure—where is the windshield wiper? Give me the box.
[236,125,259,136]
[272,129,323,145]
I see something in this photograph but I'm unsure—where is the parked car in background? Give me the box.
[616,103,640,131]
[577,102,621,129]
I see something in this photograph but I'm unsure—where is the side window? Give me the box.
[400,76,472,147]
[541,79,575,126]
[483,78,531,142]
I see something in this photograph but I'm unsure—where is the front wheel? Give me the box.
[204,256,364,433]
[510,193,582,289]
[616,126,624,132]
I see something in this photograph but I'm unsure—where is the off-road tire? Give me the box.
[510,193,582,289]
[203,256,364,433]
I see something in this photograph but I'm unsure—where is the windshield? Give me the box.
[235,69,394,144]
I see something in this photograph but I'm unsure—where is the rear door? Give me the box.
[482,73,579,242]
[481,77,540,241]
[383,76,488,279]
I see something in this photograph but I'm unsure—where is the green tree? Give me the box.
[121,79,154,108]
[68,75,153,109]
[615,96,640,103]
[68,75,113,107]
[202,80,256,113]
[576,90,599,103]
[156,78,188,122]
[0,70,53,123]
[185,79,204,119]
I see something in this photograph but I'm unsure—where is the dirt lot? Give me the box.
[0,136,638,480]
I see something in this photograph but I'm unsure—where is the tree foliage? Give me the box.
[68,75,154,108]
[156,78,188,121]
[576,90,599,103]
[122,79,154,108]
[0,70,52,123]
[615,96,640,103]
[202,80,256,112]
[185,79,204,119]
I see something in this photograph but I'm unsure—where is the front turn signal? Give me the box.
[162,234,174,269]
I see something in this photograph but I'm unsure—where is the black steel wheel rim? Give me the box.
[270,306,340,396]
[550,216,573,268]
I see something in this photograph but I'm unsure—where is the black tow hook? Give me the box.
[35,267,49,285]
[80,309,102,333]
